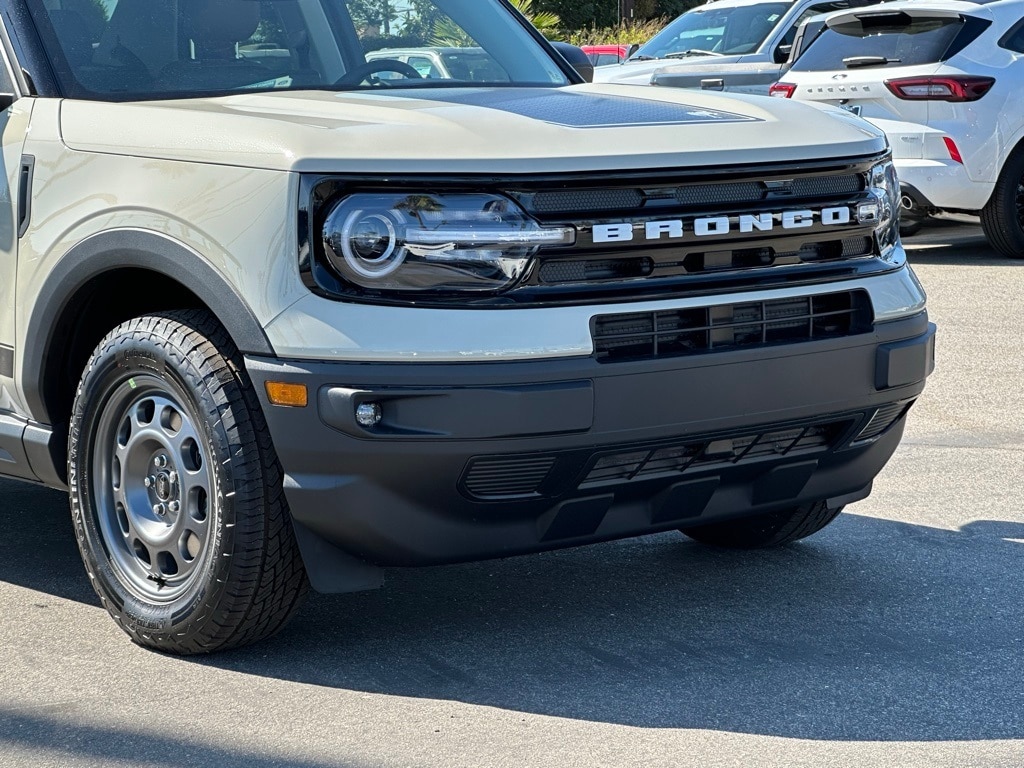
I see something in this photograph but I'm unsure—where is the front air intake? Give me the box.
[592,290,872,363]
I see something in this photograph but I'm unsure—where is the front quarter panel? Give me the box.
[15,99,306,415]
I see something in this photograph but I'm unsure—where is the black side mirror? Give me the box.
[550,42,594,83]
[0,94,14,111]
[774,44,792,64]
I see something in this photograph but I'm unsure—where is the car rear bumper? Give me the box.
[246,312,935,584]
[894,159,993,212]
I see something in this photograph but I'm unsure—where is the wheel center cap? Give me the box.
[155,472,173,502]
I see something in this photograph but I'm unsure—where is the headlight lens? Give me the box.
[323,193,575,294]
[864,159,900,260]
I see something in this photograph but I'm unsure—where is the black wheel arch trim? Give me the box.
[22,228,274,424]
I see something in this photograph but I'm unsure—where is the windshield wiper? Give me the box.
[665,49,724,59]
[628,54,659,61]
[843,55,901,68]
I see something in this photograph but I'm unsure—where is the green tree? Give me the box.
[509,0,561,35]
[348,0,400,35]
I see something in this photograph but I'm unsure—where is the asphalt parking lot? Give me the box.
[1,222,1022,768]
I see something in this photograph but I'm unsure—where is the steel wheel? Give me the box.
[70,311,308,653]
[91,376,213,602]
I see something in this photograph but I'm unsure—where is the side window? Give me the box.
[1000,18,1024,53]
[406,55,440,78]
[781,4,842,49]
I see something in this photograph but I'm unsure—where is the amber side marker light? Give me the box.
[265,382,308,408]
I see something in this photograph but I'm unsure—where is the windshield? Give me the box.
[633,3,791,59]
[28,0,570,100]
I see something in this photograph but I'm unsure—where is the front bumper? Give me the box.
[246,311,935,586]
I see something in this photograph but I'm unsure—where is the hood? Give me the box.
[593,56,749,86]
[650,61,784,92]
[60,84,887,175]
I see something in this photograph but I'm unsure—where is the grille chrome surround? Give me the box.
[592,290,873,363]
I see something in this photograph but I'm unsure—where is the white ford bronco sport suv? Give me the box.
[0,0,934,653]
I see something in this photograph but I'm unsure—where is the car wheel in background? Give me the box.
[981,149,1024,259]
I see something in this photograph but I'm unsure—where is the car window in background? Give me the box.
[634,3,791,58]
[792,13,966,70]
[999,18,1024,51]
[778,2,857,50]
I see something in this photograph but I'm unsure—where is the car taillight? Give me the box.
[884,76,995,102]
[769,82,796,98]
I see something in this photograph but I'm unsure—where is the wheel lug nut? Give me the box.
[168,501,180,514]
[168,471,178,485]
[153,503,167,516]
[155,455,168,469]
[144,476,155,488]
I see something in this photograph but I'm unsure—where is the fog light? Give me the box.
[355,402,382,428]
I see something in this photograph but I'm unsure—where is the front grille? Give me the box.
[519,173,866,215]
[580,421,848,489]
[592,290,872,363]
[537,237,874,286]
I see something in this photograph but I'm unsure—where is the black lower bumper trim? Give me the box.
[246,315,933,575]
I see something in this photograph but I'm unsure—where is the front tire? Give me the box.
[981,149,1024,259]
[679,501,843,548]
[69,310,308,654]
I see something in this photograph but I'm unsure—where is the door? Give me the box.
[0,48,31,416]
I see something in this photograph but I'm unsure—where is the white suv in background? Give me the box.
[772,0,1024,256]
[594,0,878,92]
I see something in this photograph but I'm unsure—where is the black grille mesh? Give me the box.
[675,182,764,207]
[520,174,866,216]
[539,257,654,283]
[580,422,846,488]
[854,401,913,443]
[592,290,871,362]
[791,174,864,198]
[458,414,861,501]
[462,455,557,499]
[532,189,645,213]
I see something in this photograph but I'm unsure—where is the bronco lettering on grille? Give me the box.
[593,206,853,244]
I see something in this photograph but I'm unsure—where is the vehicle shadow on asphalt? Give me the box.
[3,480,1023,742]
[903,223,1023,266]
[0,708,371,768]
[226,512,1022,742]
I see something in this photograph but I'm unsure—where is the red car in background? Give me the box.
[582,44,638,66]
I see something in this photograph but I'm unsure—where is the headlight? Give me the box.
[322,193,575,294]
[862,159,900,260]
